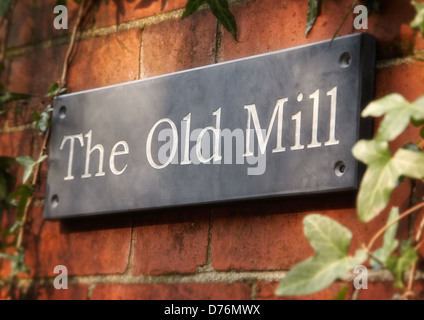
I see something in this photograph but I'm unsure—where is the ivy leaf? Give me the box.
[182,0,205,19]
[7,184,33,220]
[33,104,53,134]
[386,239,418,288]
[306,0,319,37]
[276,215,367,295]
[0,248,29,277]
[362,94,424,142]
[207,0,237,41]
[0,171,7,201]
[370,207,399,270]
[411,0,424,35]
[332,285,348,300]
[0,156,15,170]
[16,155,48,184]
[364,0,381,14]
[0,0,11,17]
[182,0,237,41]
[45,82,67,98]
[353,140,424,222]
[0,92,31,104]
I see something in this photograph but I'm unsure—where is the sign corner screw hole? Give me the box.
[59,106,67,119]
[334,161,346,177]
[339,52,352,68]
[51,194,59,208]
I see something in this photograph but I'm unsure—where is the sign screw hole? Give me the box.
[59,106,67,119]
[51,195,59,208]
[335,161,346,177]
[339,52,352,68]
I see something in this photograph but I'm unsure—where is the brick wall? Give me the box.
[1,0,424,300]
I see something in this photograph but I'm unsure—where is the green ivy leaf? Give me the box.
[386,239,418,288]
[353,140,424,222]
[0,248,29,277]
[0,0,11,17]
[0,171,7,201]
[332,285,348,300]
[365,0,381,14]
[33,105,53,134]
[182,0,205,19]
[45,82,67,98]
[182,0,237,41]
[16,155,48,184]
[7,184,33,220]
[306,0,319,37]
[207,0,237,41]
[411,0,424,35]
[0,92,31,104]
[0,156,15,170]
[362,94,424,142]
[276,215,367,296]
[370,207,399,270]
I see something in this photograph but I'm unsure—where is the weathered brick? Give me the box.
[141,11,216,78]
[20,284,88,300]
[132,207,210,275]
[376,61,424,102]
[367,2,416,59]
[255,281,351,300]
[211,182,411,271]
[0,130,40,159]
[24,206,132,276]
[95,0,186,28]
[67,28,142,92]
[0,98,49,130]
[8,46,66,96]
[8,0,90,48]
[91,282,252,300]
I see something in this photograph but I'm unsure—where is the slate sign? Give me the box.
[45,33,376,219]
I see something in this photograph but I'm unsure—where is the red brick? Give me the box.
[255,281,351,300]
[416,32,424,50]
[376,61,424,102]
[95,0,186,28]
[132,208,210,275]
[219,0,416,62]
[0,98,49,130]
[67,28,142,92]
[20,284,88,300]
[8,46,66,96]
[219,0,355,62]
[91,282,252,300]
[8,0,90,48]
[211,182,411,271]
[0,130,40,159]
[257,281,424,300]
[141,11,216,78]
[24,206,132,276]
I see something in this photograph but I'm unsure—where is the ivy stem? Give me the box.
[15,127,51,249]
[59,0,86,86]
[366,202,424,252]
